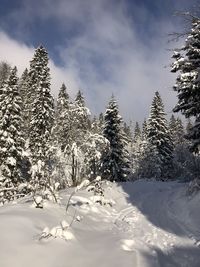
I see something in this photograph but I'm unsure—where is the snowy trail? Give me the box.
[110,181,200,266]
[0,180,200,267]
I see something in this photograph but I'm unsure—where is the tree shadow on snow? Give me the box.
[141,245,200,267]
[117,180,198,238]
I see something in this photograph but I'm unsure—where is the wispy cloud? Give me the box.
[0,0,188,122]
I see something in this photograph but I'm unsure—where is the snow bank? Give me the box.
[0,180,200,267]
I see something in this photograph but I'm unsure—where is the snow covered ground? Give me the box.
[0,180,200,267]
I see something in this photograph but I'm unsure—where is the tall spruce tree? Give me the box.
[74,90,91,135]
[133,122,141,142]
[123,122,133,144]
[101,96,130,181]
[147,91,173,178]
[171,17,200,153]
[142,119,148,140]
[176,117,185,145]
[0,61,11,88]
[169,115,178,146]
[132,122,142,169]
[0,67,24,203]
[26,46,50,140]
[55,83,70,151]
[29,46,54,192]
[18,68,30,142]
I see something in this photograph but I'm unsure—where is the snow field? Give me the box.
[0,180,200,267]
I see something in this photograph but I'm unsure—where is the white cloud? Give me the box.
[0,0,186,123]
[54,1,181,121]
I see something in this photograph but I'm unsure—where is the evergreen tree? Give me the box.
[18,68,30,141]
[26,46,50,139]
[176,117,185,145]
[146,91,173,178]
[99,112,104,129]
[0,67,24,203]
[169,115,185,146]
[186,119,193,135]
[29,46,55,193]
[55,83,70,151]
[91,116,100,134]
[101,96,130,181]
[0,61,11,88]
[74,90,91,135]
[75,90,85,107]
[123,121,133,144]
[133,122,141,142]
[171,17,200,153]
[169,115,178,145]
[142,119,148,140]
[51,83,71,189]
[19,68,29,103]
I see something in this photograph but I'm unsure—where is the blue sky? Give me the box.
[0,0,198,123]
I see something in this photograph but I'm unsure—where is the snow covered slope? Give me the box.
[0,180,200,267]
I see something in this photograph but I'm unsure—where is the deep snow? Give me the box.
[0,180,200,267]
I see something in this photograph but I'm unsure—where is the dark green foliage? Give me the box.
[101,96,130,181]
[0,67,25,203]
[146,92,174,179]
[133,122,141,142]
[29,46,54,190]
[55,83,70,152]
[0,61,11,88]
[171,18,200,153]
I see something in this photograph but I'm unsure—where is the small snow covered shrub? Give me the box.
[87,176,104,196]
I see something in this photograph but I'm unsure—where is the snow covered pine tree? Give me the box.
[55,83,70,152]
[171,17,200,153]
[0,67,24,204]
[146,91,173,179]
[101,96,130,182]
[29,46,55,197]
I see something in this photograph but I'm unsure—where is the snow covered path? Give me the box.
[112,182,200,266]
[0,180,200,267]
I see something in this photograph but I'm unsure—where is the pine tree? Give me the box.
[0,67,24,203]
[132,122,142,173]
[51,83,71,189]
[19,68,29,103]
[133,122,141,142]
[142,119,148,140]
[18,68,30,141]
[169,115,178,145]
[75,90,85,107]
[176,117,185,145]
[0,61,11,88]
[91,116,100,134]
[73,90,91,137]
[26,46,50,139]
[29,46,55,193]
[55,83,70,151]
[101,96,130,181]
[171,17,200,153]
[146,91,173,178]
[186,119,193,135]
[99,112,104,128]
